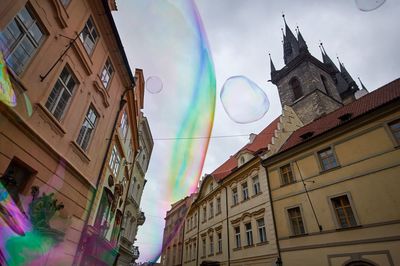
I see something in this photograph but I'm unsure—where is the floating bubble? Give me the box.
[355,0,386,11]
[0,51,16,107]
[220,76,270,124]
[146,76,163,94]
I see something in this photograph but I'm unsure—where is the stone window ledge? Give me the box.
[233,247,242,252]
[70,140,91,163]
[243,244,255,249]
[256,241,269,246]
[36,103,66,136]
[251,191,262,198]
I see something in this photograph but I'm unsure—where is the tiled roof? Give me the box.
[211,117,280,181]
[280,78,400,152]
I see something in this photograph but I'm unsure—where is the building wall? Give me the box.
[0,0,135,265]
[266,108,400,266]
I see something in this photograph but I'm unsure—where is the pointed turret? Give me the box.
[269,53,276,73]
[297,26,308,52]
[282,14,299,65]
[338,60,355,84]
[319,43,339,72]
[358,77,368,91]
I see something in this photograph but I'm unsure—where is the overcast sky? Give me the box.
[113,0,400,261]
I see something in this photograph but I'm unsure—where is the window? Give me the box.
[120,111,128,140]
[288,207,306,235]
[280,164,295,185]
[94,188,113,233]
[331,195,357,228]
[209,182,213,192]
[216,197,221,214]
[318,147,338,171]
[209,201,214,219]
[252,176,260,195]
[240,156,245,165]
[232,187,238,205]
[1,159,34,213]
[289,77,303,101]
[209,235,214,255]
[194,213,197,227]
[217,232,222,253]
[80,16,98,55]
[234,226,241,248]
[108,145,121,176]
[190,216,193,230]
[257,218,267,243]
[193,242,196,260]
[242,182,249,201]
[0,5,45,75]
[245,223,253,246]
[185,245,188,262]
[202,237,206,257]
[76,105,98,151]
[100,58,113,88]
[202,206,206,222]
[45,66,77,120]
[188,244,192,262]
[389,119,400,145]
[60,0,70,6]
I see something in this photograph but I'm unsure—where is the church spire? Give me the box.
[319,43,339,72]
[297,26,308,52]
[282,14,299,65]
[338,58,355,84]
[269,53,276,73]
[358,77,368,91]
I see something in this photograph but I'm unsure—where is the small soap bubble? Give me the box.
[146,76,163,94]
[355,0,386,11]
[220,76,269,124]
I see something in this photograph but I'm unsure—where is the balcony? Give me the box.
[137,211,146,225]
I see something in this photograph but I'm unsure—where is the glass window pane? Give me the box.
[17,7,34,28]
[28,23,43,44]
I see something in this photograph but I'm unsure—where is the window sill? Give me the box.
[256,241,269,246]
[243,244,254,249]
[208,253,214,257]
[280,181,297,187]
[319,165,341,174]
[251,191,262,198]
[70,140,91,163]
[233,247,242,251]
[208,215,214,220]
[216,251,222,255]
[215,211,221,216]
[335,225,361,231]
[241,198,250,203]
[200,256,206,259]
[231,203,239,208]
[289,233,308,238]
[36,103,67,136]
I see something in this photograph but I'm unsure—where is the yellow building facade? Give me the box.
[263,79,400,266]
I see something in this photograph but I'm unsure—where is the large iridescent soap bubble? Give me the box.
[355,0,386,11]
[0,51,16,107]
[220,75,270,124]
[146,76,163,94]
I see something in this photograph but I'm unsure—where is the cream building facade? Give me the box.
[181,106,303,266]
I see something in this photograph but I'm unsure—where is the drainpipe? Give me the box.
[196,206,200,266]
[263,161,282,265]
[73,84,135,265]
[225,186,230,266]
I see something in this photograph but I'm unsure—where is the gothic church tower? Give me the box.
[270,15,360,125]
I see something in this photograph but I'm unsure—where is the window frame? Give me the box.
[244,222,254,246]
[286,205,307,236]
[279,163,295,186]
[328,192,359,229]
[289,76,303,101]
[317,146,339,172]
[252,175,261,195]
[234,226,241,248]
[79,16,99,55]
[76,104,98,151]
[45,64,77,121]
[232,186,239,206]
[217,231,222,253]
[216,197,221,214]
[257,218,267,243]
[209,234,214,255]
[209,201,214,219]
[241,181,249,201]
[0,4,46,75]
[108,145,121,176]
[387,118,400,146]
[100,57,114,89]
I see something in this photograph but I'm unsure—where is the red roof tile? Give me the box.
[211,117,280,181]
[280,78,400,152]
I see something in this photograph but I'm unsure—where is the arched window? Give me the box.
[321,75,329,95]
[289,77,303,101]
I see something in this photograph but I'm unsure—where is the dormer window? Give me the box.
[300,131,314,140]
[289,77,303,101]
[240,156,245,165]
[338,113,352,122]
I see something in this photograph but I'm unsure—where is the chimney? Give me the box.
[249,133,257,144]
